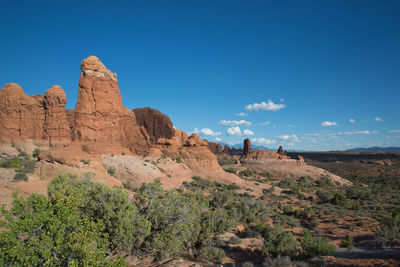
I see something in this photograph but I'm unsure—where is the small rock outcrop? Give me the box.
[133,107,175,143]
[243,138,251,156]
[277,145,285,155]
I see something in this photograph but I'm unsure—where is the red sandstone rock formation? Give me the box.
[43,85,71,146]
[133,107,175,143]
[243,138,251,156]
[73,56,148,154]
[223,145,230,154]
[0,83,45,143]
[208,141,223,154]
[277,146,285,155]
[0,56,221,175]
[181,134,221,172]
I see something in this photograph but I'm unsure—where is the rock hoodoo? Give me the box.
[73,56,148,154]
[277,145,285,155]
[43,85,71,145]
[243,138,251,156]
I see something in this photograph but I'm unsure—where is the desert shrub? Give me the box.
[263,255,293,267]
[330,192,350,207]
[224,167,237,174]
[256,225,297,257]
[277,178,296,189]
[176,155,183,163]
[82,171,95,180]
[32,148,41,158]
[197,245,225,263]
[316,176,333,187]
[80,158,91,164]
[107,167,116,176]
[239,168,254,177]
[1,158,22,169]
[376,208,400,247]
[47,174,151,254]
[123,180,134,191]
[340,236,354,251]
[300,229,335,259]
[0,192,125,266]
[316,190,335,203]
[13,172,28,182]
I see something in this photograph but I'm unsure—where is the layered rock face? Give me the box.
[208,142,222,154]
[133,107,175,143]
[74,57,144,148]
[0,83,44,143]
[0,56,219,171]
[43,86,71,145]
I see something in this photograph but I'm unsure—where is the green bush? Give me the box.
[277,178,296,189]
[107,167,116,176]
[330,192,350,207]
[0,192,125,266]
[32,148,41,158]
[48,174,151,254]
[224,167,237,174]
[80,158,91,164]
[300,229,335,259]
[1,158,22,169]
[239,168,254,177]
[257,225,297,257]
[176,155,183,163]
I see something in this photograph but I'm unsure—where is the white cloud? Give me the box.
[277,134,299,142]
[252,138,276,145]
[259,121,270,126]
[338,130,379,135]
[349,118,355,124]
[374,117,383,122]
[227,126,242,136]
[305,133,320,137]
[280,98,285,102]
[321,121,338,127]
[286,143,295,146]
[236,112,247,117]
[243,129,254,135]
[219,120,252,127]
[245,100,285,112]
[389,129,400,133]
[193,128,222,136]
[214,137,222,142]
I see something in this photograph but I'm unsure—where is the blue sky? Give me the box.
[1,0,399,150]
